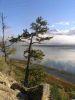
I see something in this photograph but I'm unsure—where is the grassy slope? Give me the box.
[0,57,75,90]
[1,57,75,99]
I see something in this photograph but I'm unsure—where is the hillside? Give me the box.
[0,57,75,99]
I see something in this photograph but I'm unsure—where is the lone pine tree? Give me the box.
[10,17,53,87]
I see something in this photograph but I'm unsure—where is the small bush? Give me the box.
[51,85,69,100]
[51,85,61,100]
[28,66,47,87]
[59,89,69,100]
[68,91,75,99]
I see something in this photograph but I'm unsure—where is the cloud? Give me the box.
[49,35,75,45]
[56,29,69,34]
[40,34,75,45]
[49,24,55,28]
[47,27,75,44]
[49,29,70,35]
[49,21,70,29]
[49,26,75,35]
[56,21,70,26]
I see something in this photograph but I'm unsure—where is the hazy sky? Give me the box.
[0,0,75,44]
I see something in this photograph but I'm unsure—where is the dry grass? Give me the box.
[46,74,75,91]
[0,57,75,91]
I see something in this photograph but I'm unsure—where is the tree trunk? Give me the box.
[1,13,7,62]
[4,50,7,62]
[24,35,33,87]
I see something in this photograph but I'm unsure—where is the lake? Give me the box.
[10,43,75,74]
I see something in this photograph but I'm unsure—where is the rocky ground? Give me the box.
[0,72,48,100]
[0,72,27,100]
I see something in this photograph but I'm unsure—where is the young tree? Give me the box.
[10,17,53,87]
[0,13,15,62]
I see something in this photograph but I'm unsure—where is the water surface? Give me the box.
[10,43,75,74]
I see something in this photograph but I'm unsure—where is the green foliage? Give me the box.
[28,66,47,87]
[59,89,69,100]
[36,37,53,42]
[51,85,61,100]
[24,49,44,60]
[22,29,30,39]
[12,63,47,87]
[68,91,75,99]
[51,85,70,100]
[30,49,44,60]
[9,36,21,42]
[31,16,48,34]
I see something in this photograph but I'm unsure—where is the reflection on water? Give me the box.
[43,59,75,74]
[10,43,75,74]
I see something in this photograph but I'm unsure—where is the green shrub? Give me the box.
[51,85,69,100]
[59,89,69,100]
[68,91,75,99]
[28,66,47,87]
[51,85,61,100]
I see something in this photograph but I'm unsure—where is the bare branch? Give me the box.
[32,41,40,44]
[32,41,43,44]
[5,42,15,48]
[20,40,29,43]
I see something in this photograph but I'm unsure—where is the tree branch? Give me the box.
[32,41,40,44]
[32,41,44,44]
[5,42,15,48]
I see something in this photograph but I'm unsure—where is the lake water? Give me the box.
[10,43,75,74]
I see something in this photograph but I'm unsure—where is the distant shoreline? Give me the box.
[44,66,75,85]
[22,44,75,47]
[10,58,75,85]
